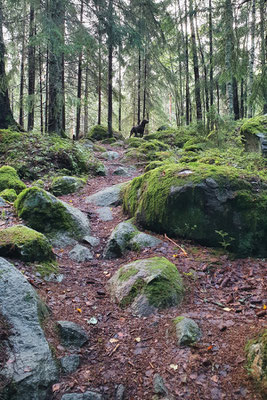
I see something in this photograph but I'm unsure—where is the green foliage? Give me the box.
[240,115,267,136]
[87,125,109,141]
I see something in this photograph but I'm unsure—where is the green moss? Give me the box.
[14,187,83,236]
[34,261,59,278]
[126,137,145,148]
[0,225,55,262]
[87,125,109,141]
[120,278,146,308]
[101,137,117,144]
[0,188,17,202]
[246,330,267,395]
[0,166,26,193]
[173,316,185,324]
[241,115,267,136]
[51,176,86,196]
[118,267,139,281]
[32,179,45,188]
[123,163,267,256]
[93,144,106,152]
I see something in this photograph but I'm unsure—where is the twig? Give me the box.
[108,343,120,357]
[164,234,187,256]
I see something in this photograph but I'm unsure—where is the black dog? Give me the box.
[130,119,149,138]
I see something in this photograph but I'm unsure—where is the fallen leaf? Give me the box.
[135,337,141,342]
[263,304,266,310]
[170,364,178,370]
[207,345,213,351]
[76,308,82,313]
[52,383,61,392]
[110,338,119,343]
[223,307,232,312]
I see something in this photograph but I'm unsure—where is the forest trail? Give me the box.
[6,141,266,400]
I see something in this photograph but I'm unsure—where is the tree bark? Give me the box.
[225,0,234,117]
[75,0,83,140]
[19,8,26,128]
[27,5,35,131]
[185,0,190,125]
[48,0,65,136]
[260,0,267,113]
[248,0,256,118]
[39,47,44,134]
[233,77,239,120]
[97,6,102,126]
[118,43,122,131]
[0,0,17,129]
[107,0,113,137]
[209,0,213,109]
[137,48,141,124]
[143,48,147,121]
[84,61,89,137]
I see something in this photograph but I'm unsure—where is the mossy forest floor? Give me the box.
[0,141,266,399]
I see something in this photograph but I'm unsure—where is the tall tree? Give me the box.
[75,0,84,140]
[27,3,35,131]
[224,0,234,117]
[107,0,113,137]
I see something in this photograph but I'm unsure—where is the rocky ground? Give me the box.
[0,142,266,400]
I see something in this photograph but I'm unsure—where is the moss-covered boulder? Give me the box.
[107,257,184,316]
[173,316,202,346]
[51,176,86,196]
[0,188,17,202]
[0,166,26,193]
[123,163,267,256]
[246,330,267,395]
[87,125,109,141]
[241,115,267,156]
[0,225,55,262]
[14,187,90,242]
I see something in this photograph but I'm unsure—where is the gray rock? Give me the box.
[129,232,162,250]
[0,196,6,206]
[173,317,202,346]
[69,244,93,262]
[95,164,107,176]
[83,140,94,149]
[60,355,80,374]
[51,176,85,196]
[85,183,125,207]
[83,236,100,247]
[0,257,58,400]
[57,321,88,348]
[61,391,103,400]
[113,166,130,176]
[102,151,120,160]
[153,373,168,395]
[51,233,78,249]
[108,257,184,316]
[96,207,113,221]
[115,384,126,400]
[103,221,138,259]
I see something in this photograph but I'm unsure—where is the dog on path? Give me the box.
[129,119,149,138]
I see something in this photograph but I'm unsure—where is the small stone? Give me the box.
[60,354,80,374]
[69,244,93,263]
[96,207,113,222]
[115,384,126,400]
[61,391,103,400]
[153,373,168,395]
[173,316,202,346]
[83,236,100,247]
[102,151,120,160]
[57,321,88,348]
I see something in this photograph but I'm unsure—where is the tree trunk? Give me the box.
[216,81,220,114]
[248,0,256,118]
[118,43,122,132]
[97,7,102,126]
[233,77,239,120]
[19,8,26,128]
[137,48,141,124]
[48,0,65,136]
[45,46,49,133]
[225,0,234,117]
[39,47,44,134]
[209,0,213,110]
[107,0,113,137]
[75,0,83,140]
[240,79,244,119]
[84,62,89,137]
[143,49,147,120]
[260,0,267,113]
[185,0,190,125]
[27,5,35,131]
[189,0,202,121]
[0,0,17,129]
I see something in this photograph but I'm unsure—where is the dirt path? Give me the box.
[3,143,267,399]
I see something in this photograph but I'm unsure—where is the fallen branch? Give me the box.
[108,343,120,357]
[164,234,187,256]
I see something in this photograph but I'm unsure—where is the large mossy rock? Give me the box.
[87,125,109,141]
[0,257,58,400]
[107,257,184,316]
[123,163,267,256]
[0,166,26,193]
[0,225,55,262]
[0,188,17,202]
[51,176,86,196]
[14,187,90,241]
[241,115,267,156]
[246,330,267,395]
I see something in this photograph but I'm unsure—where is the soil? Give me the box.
[0,142,266,400]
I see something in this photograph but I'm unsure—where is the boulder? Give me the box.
[0,166,26,193]
[14,187,90,243]
[173,316,202,346]
[103,221,138,259]
[82,236,100,247]
[103,221,162,259]
[57,321,88,348]
[51,176,86,196]
[69,244,93,262]
[0,257,58,400]
[0,188,17,202]
[61,391,103,400]
[107,257,184,316]
[0,225,55,262]
[123,163,267,256]
[96,207,113,222]
[113,166,136,176]
[87,125,109,141]
[85,183,125,207]
[102,151,120,160]
[241,115,267,156]
[246,330,267,395]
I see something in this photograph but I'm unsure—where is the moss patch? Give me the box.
[0,166,26,193]
[0,188,17,202]
[87,125,109,141]
[246,330,267,395]
[0,225,55,262]
[51,176,86,196]
[241,115,267,136]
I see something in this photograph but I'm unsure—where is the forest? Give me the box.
[0,0,266,399]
